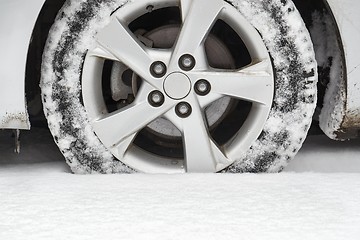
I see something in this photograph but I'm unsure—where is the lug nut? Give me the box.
[195,79,211,96]
[150,61,167,78]
[176,102,192,118]
[148,91,165,107]
[179,54,195,71]
[182,57,193,68]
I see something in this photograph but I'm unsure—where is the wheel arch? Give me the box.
[320,0,360,139]
[25,0,66,128]
[294,0,360,140]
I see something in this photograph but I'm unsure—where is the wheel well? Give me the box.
[293,0,346,135]
[25,0,66,127]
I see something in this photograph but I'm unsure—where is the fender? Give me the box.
[321,0,360,139]
[0,0,46,129]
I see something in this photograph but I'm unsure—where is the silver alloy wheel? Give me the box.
[81,0,274,173]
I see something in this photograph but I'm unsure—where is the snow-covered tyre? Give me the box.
[41,0,317,174]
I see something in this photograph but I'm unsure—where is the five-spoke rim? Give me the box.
[82,0,274,173]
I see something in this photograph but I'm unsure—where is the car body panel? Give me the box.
[326,0,360,129]
[0,0,46,129]
[318,0,360,139]
[0,0,359,139]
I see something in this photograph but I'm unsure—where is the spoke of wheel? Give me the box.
[87,47,119,62]
[189,60,274,106]
[92,85,174,154]
[96,17,161,89]
[179,0,191,21]
[114,133,137,159]
[170,0,225,69]
[181,93,230,172]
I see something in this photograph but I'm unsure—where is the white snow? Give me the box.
[1,129,360,240]
[286,134,360,173]
[1,166,360,240]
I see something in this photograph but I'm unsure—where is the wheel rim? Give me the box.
[82,0,274,173]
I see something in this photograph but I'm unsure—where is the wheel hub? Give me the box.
[163,72,191,100]
[110,24,234,138]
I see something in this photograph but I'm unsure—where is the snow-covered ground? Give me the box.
[1,128,360,240]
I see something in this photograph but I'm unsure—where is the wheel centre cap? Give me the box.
[163,72,191,100]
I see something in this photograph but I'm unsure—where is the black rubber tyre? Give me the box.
[41,0,317,173]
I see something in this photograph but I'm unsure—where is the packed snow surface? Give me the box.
[1,166,360,240]
[1,129,360,240]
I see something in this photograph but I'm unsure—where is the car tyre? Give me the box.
[41,0,317,173]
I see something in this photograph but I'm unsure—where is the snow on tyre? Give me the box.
[41,0,317,174]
